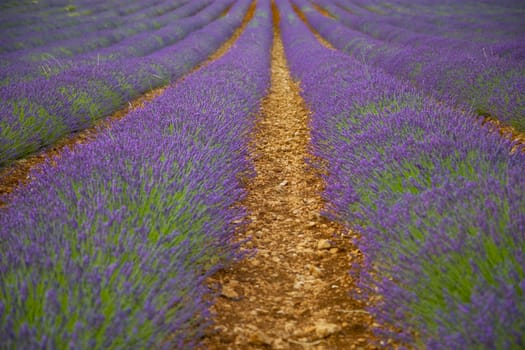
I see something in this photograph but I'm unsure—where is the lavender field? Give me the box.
[1,0,524,349]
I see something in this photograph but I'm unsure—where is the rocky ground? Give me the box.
[201,8,386,349]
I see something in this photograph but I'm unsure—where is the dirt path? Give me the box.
[0,2,256,207]
[201,4,383,350]
[482,117,525,154]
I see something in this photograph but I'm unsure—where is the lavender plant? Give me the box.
[278,0,525,348]
[0,0,143,43]
[0,0,193,64]
[313,0,525,62]
[294,0,525,131]
[341,0,525,44]
[0,0,251,167]
[0,0,171,46]
[0,0,272,348]
[0,0,223,84]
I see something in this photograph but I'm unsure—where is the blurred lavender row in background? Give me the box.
[0,0,250,167]
[0,0,212,72]
[0,0,228,84]
[295,0,525,131]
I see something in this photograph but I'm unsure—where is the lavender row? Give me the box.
[0,0,143,40]
[0,0,192,53]
[30,0,216,64]
[342,0,525,42]
[0,0,198,69]
[294,0,525,131]
[329,0,525,47]
[0,0,251,167]
[0,0,115,26]
[313,0,525,61]
[373,0,523,40]
[0,0,224,85]
[0,0,271,347]
[348,0,525,60]
[0,0,162,39]
[278,0,525,348]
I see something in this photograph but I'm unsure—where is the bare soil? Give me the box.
[311,3,336,18]
[3,2,520,349]
[200,4,387,350]
[482,117,525,154]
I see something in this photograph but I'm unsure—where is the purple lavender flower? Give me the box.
[0,0,272,347]
[278,0,525,347]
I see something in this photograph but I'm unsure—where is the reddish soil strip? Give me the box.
[482,117,525,153]
[0,2,256,207]
[311,3,336,18]
[201,4,389,350]
[221,3,235,17]
[291,3,334,49]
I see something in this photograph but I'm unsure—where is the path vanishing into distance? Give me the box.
[1,0,524,348]
[0,2,389,348]
[202,3,391,349]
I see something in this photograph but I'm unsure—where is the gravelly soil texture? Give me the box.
[201,4,390,349]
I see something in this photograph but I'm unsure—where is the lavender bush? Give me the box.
[340,0,525,45]
[313,0,525,62]
[0,0,202,69]
[278,0,525,348]
[0,0,224,85]
[0,0,272,347]
[294,0,525,131]
[0,0,167,47]
[0,0,251,166]
[0,0,136,43]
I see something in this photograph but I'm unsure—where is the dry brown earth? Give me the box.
[2,1,522,349]
[201,4,386,349]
